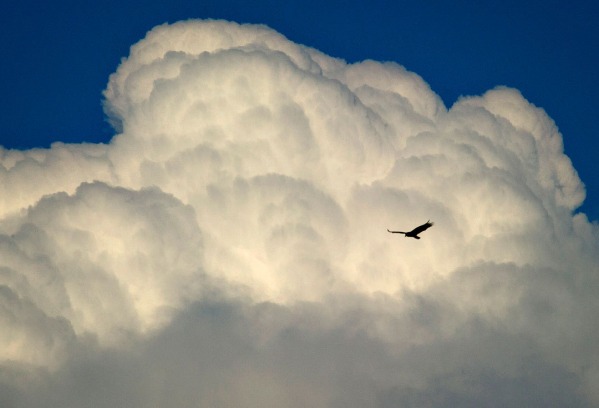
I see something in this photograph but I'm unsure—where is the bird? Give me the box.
[387,220,434,239]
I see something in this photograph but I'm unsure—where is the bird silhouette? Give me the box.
[387,220,434,239]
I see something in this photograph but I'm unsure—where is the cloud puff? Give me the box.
[1,19,598,406]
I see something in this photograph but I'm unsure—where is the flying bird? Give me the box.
[387,220,434,239]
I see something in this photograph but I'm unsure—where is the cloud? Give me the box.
[1,19,598,406]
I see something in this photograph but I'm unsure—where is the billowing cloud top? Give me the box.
[1,19,598,407]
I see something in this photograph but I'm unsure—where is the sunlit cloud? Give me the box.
[1,19,598,407]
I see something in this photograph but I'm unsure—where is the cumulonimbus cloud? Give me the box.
[1,19,598,407]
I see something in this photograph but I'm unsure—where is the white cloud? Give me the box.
[1,19,598,407]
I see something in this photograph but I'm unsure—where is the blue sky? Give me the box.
[1,0,598,220]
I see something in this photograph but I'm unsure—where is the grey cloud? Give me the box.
[2,296,590,407]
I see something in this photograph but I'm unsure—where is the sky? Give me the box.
[1,2,599,407]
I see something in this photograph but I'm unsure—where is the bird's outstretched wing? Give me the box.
[387,229,406,234]
[409,220,434,235]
